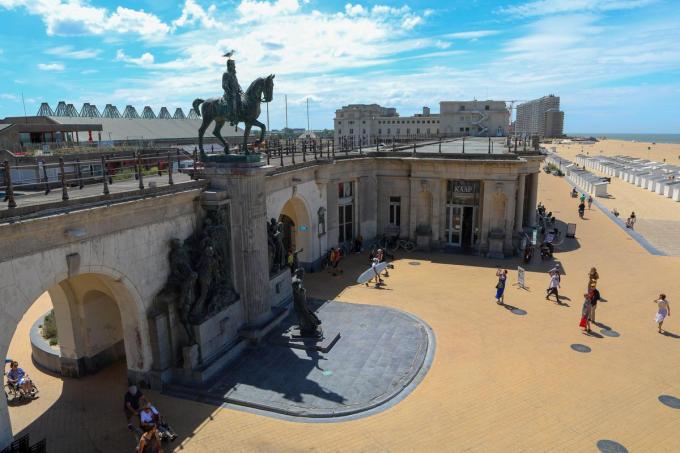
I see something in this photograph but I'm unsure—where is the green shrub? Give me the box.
[49,338,58,346]
[42,309,58,343]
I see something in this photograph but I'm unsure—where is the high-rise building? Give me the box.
[515,95,564,138]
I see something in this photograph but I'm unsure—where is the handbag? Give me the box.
[579,315,588,328]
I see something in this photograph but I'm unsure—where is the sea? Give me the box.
[569,133,680,144]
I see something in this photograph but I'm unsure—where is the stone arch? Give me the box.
[279,196,313,265]
[0,259,149,447]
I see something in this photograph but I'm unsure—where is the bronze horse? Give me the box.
[192,74,274,157]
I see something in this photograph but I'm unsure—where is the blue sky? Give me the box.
[1,0,679,132]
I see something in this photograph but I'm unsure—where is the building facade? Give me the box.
[334,101,510,146]
[515,95,564,138]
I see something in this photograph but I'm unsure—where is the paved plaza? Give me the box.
[6,171,680,452]
[166,300,432,419]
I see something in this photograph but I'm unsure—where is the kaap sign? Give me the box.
[516,266,527,290]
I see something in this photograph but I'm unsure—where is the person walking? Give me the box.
[495,268,508,305]
[578,201,586,218]
[587,195,593,210]
[546,268,561,302]
[580,292,593,333]
[588,287,601,323]
[654,294,671,333]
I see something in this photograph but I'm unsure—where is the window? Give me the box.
[459,105,466,111]
[485,105,490,110]
[338,181,354,243]
[362,120,365,124]
[338,204,353,243]
[349,129,354,134]
[363,129,366,134]
[417,128,420,134]
[378,129,382,134]
[406,128,410,134]
[338,181,353,198]
[389,196,401,226]
[460,127,464,132]
[338,120,342,125]
[387,128,391,134]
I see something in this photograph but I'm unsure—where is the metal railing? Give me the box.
[1,149,196,209]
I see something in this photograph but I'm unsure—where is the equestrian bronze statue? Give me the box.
[192,57,274,158]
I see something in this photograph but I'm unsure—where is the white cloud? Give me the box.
[0,0,169,38]
[497,0,657,17]
[116,50,155,66]
[37,62,65,71]
[345,3,366,17]
[445,30,499,40]
[45,45,100,59]
[81,69,99,75]
[237,0,301,22]
[1,93,18,100]
[172,0,219,29]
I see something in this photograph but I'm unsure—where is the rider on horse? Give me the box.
[222,59,243,126]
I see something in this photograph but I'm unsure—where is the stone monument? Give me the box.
[192,52,275,159]
[291,268,322,337]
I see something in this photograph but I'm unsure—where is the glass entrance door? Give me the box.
[445,205,463,245]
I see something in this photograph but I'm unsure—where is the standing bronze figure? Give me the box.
[192,56,274,158]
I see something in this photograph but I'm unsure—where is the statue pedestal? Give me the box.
[203,161,283,337]
[487,229,505,259]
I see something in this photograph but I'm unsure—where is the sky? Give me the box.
[0,0,679,133]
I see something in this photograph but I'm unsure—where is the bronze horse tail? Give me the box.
[192,98,204,117]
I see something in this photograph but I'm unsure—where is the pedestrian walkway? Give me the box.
[6,173,680,452]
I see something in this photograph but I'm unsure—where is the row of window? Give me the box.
[337,129,440,136]
[377,119,439,125]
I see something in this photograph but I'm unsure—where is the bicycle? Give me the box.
[386,235,416,253]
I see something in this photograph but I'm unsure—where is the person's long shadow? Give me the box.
[661,330,680,339]
[583,330,604,339]
[593,321,613,331]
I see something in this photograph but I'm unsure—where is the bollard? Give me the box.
[101,157,110,195]
[42,160,50,195]
[279,143,284,167]
[3,160,17,208]
[59,157,69,201]
[302,142,307,162]
[291,143,296,165]
[76,158,84,189]
[192,148,198,180]
[137,152,144,190]
[157,158,162,176]
[462,136,465,153]
[439,137,442,153]
[167,152,174,185]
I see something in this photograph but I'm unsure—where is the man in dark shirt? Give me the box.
[124,384,149,426]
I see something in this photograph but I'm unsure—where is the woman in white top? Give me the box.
[546,270,561,302]
[654,294,671,333]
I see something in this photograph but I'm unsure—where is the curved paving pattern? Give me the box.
[169,300,434,420]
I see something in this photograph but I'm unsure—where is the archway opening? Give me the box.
[2,272,145,447]
[279,197,312,266]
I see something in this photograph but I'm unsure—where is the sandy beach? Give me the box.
[548,138,680,164]
[547,138,680,255]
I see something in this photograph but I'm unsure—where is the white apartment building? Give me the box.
[334,101,509,146]
[515,95,564,138]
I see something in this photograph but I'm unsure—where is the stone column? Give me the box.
[203,162,270,326]
[50,281,88,377]
[326,180,339,246]
[515,174,526,231]
[527,173,539,227]
[503,180,517,252]
[359,175,378,239]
